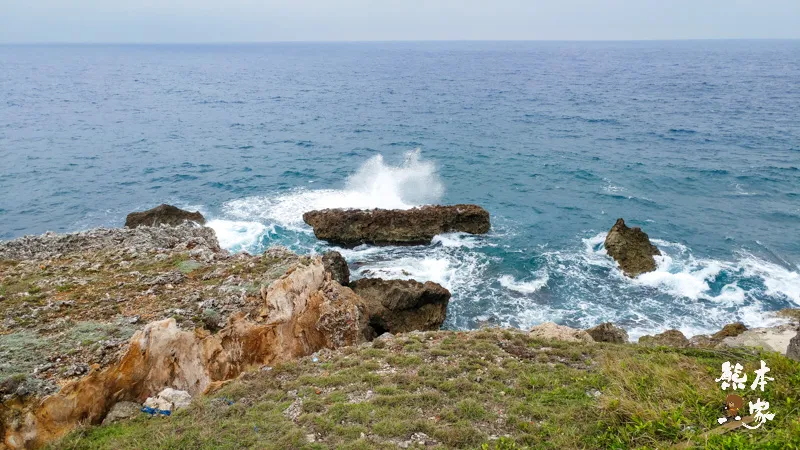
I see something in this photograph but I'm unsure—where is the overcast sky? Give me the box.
[1,0,799,43]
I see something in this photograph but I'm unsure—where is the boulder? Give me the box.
[101,402,142,425]
[143,388,191,413]
[125,204,206,228]
[711,322,747,340]
[529,322,594,343]
[302,204,490,246]
[322,251,350,285]
[349,278,450,336]
[585,322,629,343]
[787,331,800,361]
[638,329,689,348]
[1,257,368,448]
[603,218,660,278]
[720,324,797,354]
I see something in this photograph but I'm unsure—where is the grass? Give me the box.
[53,329,800,449]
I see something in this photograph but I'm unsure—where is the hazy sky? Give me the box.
[2,0,799,43]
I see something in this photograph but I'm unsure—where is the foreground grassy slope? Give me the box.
[56,329,800,449]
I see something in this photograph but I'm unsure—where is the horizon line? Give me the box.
[2,37,799,45]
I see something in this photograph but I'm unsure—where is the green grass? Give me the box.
[53,329,800,449]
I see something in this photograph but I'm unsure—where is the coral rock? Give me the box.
[604,218,660,278]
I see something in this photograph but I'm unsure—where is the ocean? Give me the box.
[1,41,799,339]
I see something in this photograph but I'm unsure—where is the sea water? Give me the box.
[2,41,799,339]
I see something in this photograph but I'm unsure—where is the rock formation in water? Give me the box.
[125,204,206,228]
[302,204,490,246]
[603,218,661,278]
[349,278,450,337]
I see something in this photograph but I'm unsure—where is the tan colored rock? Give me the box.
[1,257,367,449]
[638,329,689,348]
[776,308,800,324]
[720,324,797,354]
[585,322,629,343]
[604,218,661,278]
[529,322,594,343]
[143,388,191,413]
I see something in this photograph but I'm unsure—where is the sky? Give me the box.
[1,0,799,43]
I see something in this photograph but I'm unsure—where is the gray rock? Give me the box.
[102,401,142,425]
[322,251,350,285]
[787,331,800,361]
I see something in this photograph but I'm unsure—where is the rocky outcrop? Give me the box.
[349,278,450,337]
[787,331,800,361]
[101,402,141,425]
[529,322,594,343]
[720,324,797,354]
[302,205,491,246]
[604,218,660,278]
[125,204,206,228]
[711,322,747,340]
[638,329,689,348]
[322,251,350,286]
[585,322,629,343]
[1,257,367,448]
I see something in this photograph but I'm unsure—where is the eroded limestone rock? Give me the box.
[302,205,490,246]
[349,278,450,337]
[604,218,660,278]
[125,204,206,228]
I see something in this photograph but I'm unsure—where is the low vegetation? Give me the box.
[55,329,800,449]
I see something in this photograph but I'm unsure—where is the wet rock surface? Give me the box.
[302,204,491,246]
[603,218,661,278]
[349,278,450,337]
[124,204,206,228]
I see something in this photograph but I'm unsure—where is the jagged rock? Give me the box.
[1,257,367,448]
[688,335,720,348]
[720,324,797,354]
[349,278,450,336]
[585,322,628,343]
[638,329,689,348]
[143,388,192,412]
[322,251,350,285]
[787,331,800,361]
[125,204,206,229]
[604,218,661,278]
[302,204,490,246]
[529,322,594,343]
[711,322,747,340]
[0,223,221,260]
[101,401,141,425]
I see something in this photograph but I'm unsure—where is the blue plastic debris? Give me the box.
[141,406,171,416]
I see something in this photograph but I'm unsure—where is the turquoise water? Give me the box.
[2,41,799,338]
